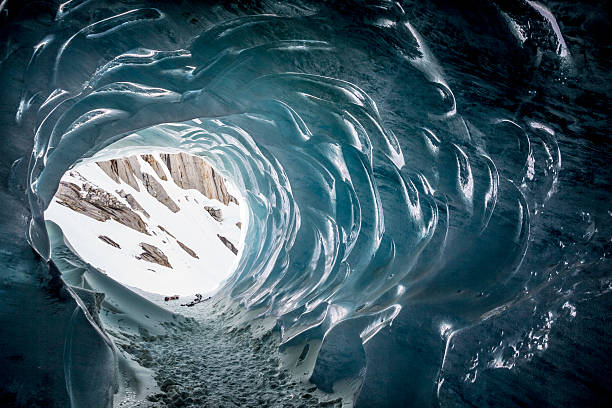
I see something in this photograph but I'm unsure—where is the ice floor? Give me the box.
[116,296,345,408]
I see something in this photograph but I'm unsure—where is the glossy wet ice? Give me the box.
[0,1,610,407]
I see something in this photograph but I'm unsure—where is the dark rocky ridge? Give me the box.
[53,153,241,272]
[141,154,168,181]
[140,172,180,213]
[158,225,176,238]
[96,157,143,191]
[97,157,180,213]
[55,153,239,240]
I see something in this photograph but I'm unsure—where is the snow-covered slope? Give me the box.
[45,152,245,296]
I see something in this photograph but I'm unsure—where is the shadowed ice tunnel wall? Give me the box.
[1,1,611,407]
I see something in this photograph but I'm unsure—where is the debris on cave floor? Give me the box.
[119,300,344,408]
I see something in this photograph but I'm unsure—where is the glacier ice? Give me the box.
[1,1,610,407]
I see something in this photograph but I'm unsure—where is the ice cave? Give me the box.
[0,1,610,407]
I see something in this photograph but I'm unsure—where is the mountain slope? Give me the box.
[45,152,245,296]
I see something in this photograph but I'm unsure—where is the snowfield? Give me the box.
[45,153,246,296]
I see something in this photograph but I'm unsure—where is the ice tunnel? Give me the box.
[1,1,611,407]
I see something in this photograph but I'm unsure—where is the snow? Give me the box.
[44,153,245,296]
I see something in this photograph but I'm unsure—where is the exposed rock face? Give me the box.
[95,153,238,211]
[160,152,238,205]
[141,154,167,180]
[177,241,199,259]
[117,189,150,218]
[97,156,143,191]
[55,181,149,234]
[98,235,121,248]
[141,173,180,212]
[217,234,238,255]
[204,206,223,222]
[157,225,175,238]
[137,243,172,268]
[97,156,179,212]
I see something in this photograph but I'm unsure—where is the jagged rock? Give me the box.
[204,206,223,222]
[177,241,199,259]
[137,243,172,268]
[217,234,238,255]
[99,155,180,213]
[158,225,175,238]
[160,152,237,205]
[97,156,179,214]
[98,235,120,248]
[55,181,149,234]
[96,161,119,183]
[141,173,180,212]
[117,189,150,218]
[55,153,241,269]
[141,154,168,180]
[236,222,242,229]
[96,156,143,191]
[97,153,237,209]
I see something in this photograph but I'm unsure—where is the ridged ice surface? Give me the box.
[1,1,610,407]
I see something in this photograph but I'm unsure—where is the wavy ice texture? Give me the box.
[4,1,595,407]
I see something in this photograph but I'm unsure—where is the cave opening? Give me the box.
[43,148,247,300]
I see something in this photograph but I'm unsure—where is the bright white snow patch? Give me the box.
[45,153,245,296]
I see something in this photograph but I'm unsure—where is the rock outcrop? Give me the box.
[141,173,180,212]
[157,225,175,238]
[204,206,223,222]
[95,153,237,211]
[51,152,242,279]
[217,234,238,255]
[117,189,150,218]
[97,156,179,212]
[177,241,199,259]
[137,243,172,268]
[55,181,149,234]
[141,154,168,181]
[160,153,238,205]
[97,156,143,191]
[98,235,121,248]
